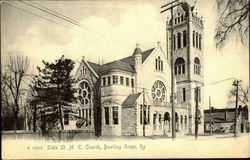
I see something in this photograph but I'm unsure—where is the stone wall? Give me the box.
[121,106,137,136]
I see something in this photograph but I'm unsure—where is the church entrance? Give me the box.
[163,112,171,134]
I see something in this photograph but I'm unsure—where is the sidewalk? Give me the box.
[2,132,250,158]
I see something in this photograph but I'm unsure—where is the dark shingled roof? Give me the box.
[122,93,141,107]
[119,48,155,66]
[86,48,155,75]
[133,47,142,55]
[88,61,101,75]
[101,60,135,74]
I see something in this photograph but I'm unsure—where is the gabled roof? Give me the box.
[101,60,135,74]
[119,48,155,66]
[88,61,101,75]
[86,48,155,75]
[122,93,141,107]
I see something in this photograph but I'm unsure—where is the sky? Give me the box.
[1,0,249,109]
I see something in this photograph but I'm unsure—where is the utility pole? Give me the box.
[161,0,182,139]
[195,87,199,139]
[142,88,146,137]
[209,96,212,135]
[233,80,242,137]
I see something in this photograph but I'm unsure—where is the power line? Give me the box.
[27,0,79,24]
[4,1,130,50]
[2,2,75,31]
[176,77,235,95]
[141,77,235,101]
[18,0,134,49]
[19,0,83,27]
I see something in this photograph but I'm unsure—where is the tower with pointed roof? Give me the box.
[166,1,204,134]
[133,43,143,72]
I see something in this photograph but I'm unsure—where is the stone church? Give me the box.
[63,2,204,136]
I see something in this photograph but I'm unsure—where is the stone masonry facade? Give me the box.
[63,1,205,136]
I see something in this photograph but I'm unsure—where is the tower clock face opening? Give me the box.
[151,80,166,101]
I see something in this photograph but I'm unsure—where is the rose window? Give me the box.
[151,80,166,101]
[78,81,91,105]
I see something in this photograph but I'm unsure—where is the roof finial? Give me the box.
[136,43,139,48]
[194,1,197,6]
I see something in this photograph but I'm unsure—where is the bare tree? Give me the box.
[215,0,249,49]
[1,80,14,118]
[1,55,30,131]
[228,85,249,107]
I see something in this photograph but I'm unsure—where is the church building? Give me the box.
[64,1,204,136]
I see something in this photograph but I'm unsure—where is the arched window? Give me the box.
[177,32,181,49]
[151,80,166,101]
[159,114,162,124]
[173,34,176,50]
[194,57,201,75]
[155,59,158,70]
[183,30,187,47]
[196,32,198,48]
[182,88,186,102]
[158,56,161,70]
[199,34,202,50]
[161,61,163,71]
[78,81,91,105]
[155,56,163,71]
[184,115,187,130]
[177,12,180,23]
[164,112,171,132]
[193,31,195,47]
[153,114,157,125]
[180,115,183,130]
[164,112,170,122]
[174,58,185,75]
[81,66,86,76]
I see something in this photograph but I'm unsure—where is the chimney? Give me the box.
[157,41,161,46]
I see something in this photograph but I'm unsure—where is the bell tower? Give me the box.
[166,2,204,134]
